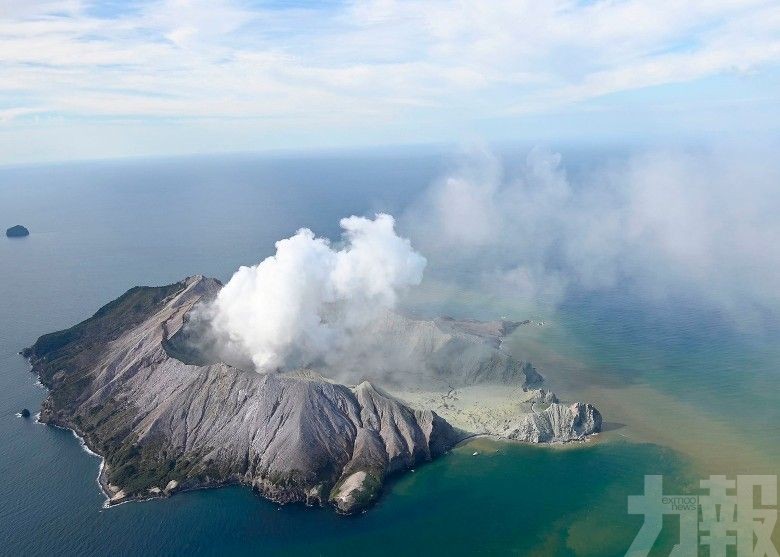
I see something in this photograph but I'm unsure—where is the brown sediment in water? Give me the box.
[505,327,777,477]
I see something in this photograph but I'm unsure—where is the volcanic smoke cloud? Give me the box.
[405,143,780,322]
[209,213,426,372]
[205,142,780,373]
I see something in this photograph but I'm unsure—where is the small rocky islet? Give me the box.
[6,225,30,238]
[23,275,601,514]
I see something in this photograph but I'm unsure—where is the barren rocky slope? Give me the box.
[24,275,601,514]
[320,310,544,388]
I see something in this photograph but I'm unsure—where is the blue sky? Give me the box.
[1,0,779,164]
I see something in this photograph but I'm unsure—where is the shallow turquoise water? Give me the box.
[0,151,776,555]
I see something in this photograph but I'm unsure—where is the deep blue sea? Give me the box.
[1,149,778,555]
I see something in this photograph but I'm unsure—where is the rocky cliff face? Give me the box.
[24,275,601,514]
[506,402,602,443]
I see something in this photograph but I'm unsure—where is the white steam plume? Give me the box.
[404,143,780,321]
[208,213,426,372]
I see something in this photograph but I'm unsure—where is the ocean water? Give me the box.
[1,150,777,556]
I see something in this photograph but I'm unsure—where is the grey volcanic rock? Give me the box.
[166,306,539,390]
[24,276,462,514]
[527,389,558,404]
[20,408,31,418]
[323,311,542,388]
[434,316,527,346]
[6,225,29,237]
[24,274,601,512]
[506,402,602,443]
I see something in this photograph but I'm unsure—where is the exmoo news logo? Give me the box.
[628,475,778,556]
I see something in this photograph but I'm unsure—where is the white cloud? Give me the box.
[0,0,778,161]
